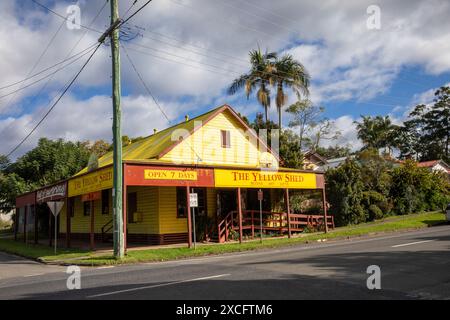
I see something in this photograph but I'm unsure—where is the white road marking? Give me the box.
[87,273,231,298]
[23,273,45,277]
[96,266,115,269]
[391,240,434,248]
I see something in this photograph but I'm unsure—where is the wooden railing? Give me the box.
[217,210,335,243]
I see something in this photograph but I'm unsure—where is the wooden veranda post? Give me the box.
[237,188,243,244]
[322,187,328,233]
[285,189,291,238]
[186,186,192,248]
[34,205,38,244]
[14,207,18,241]
[90,200,95,250]
[48,209,52,246]
[66,198,71,248]
[23,205,27,243]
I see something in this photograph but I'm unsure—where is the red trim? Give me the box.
[16,192,36,208]
[237,187,243,244]
[285,189,291,238]
[125,164,215,187]
[322,188,328,233]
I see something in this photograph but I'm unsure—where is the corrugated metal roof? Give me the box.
[75,105,225,175]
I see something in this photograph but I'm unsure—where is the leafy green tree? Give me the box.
[389,160,449,214]
[9,138,90,187]
[0,155,9,170]
[0,138,91,211]
[325,159,366,226]
[81,139,111,158]
[356,149,393,220]
[398,86,450,162]
[286,100,321,151]
[315,145,351,159]
[228,48,277,123]
[279,129,304,169]
[250,114,303,168]
[286,99,339,151]
[354,115,398,153]
[273,54,309,127]
[0,173,28,212]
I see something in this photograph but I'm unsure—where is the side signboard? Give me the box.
[68,167,113,197]
[36,182,67,203]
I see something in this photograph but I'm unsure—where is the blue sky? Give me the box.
[1,0,449,157]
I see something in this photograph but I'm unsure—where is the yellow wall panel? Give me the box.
[126,186,159,234]
[161,110,279,168]
[158,187,187,234]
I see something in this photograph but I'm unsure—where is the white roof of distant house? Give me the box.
[321,156,353,170]
[417,160,450,174]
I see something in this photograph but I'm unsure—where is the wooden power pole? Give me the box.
[110,0,124,259]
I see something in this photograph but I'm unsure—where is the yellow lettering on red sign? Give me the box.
[214,169,316,189]
[144,169,198,181]
[68,167,113,197]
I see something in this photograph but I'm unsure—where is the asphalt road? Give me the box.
[0,225,449,300]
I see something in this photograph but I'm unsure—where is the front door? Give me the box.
[216,189,237,220]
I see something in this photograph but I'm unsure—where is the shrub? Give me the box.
[368,204,384,221]
[326,159,366,226]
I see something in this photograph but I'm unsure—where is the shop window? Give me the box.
[102,189,110,215]
[83,201,91,216]
[127,192,137,223]
[176,187,187,218]
[221,130,230,148]
[177,187,207,219]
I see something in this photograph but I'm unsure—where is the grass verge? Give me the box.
[0,239,90,261]
[0,211,446,266]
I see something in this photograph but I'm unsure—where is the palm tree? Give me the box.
[273,54,310,128]
[228,48,277,123]
[354,115,398,153]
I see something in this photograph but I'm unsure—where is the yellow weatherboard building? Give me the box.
[15,105,332,249]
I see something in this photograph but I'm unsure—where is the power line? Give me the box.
[0,1,108,142]
[122,44,171,122]
[121,0,154,26]
[127,42,240,74]
[122,0,139,20]
[124,45,232,77]
[121,44,204,162]
[126,40,312,85]
[133,27,249,64]
[4,0,153,158]
[0,15,66,113]
[5,43,102,158]
[0,44,98,91]
[168,0,290,47]
[0,45,98,100]
[136,33,248,69]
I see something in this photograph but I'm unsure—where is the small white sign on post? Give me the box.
[47,201,64,254]
[189,193,198,249]
[189,193,198,208]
